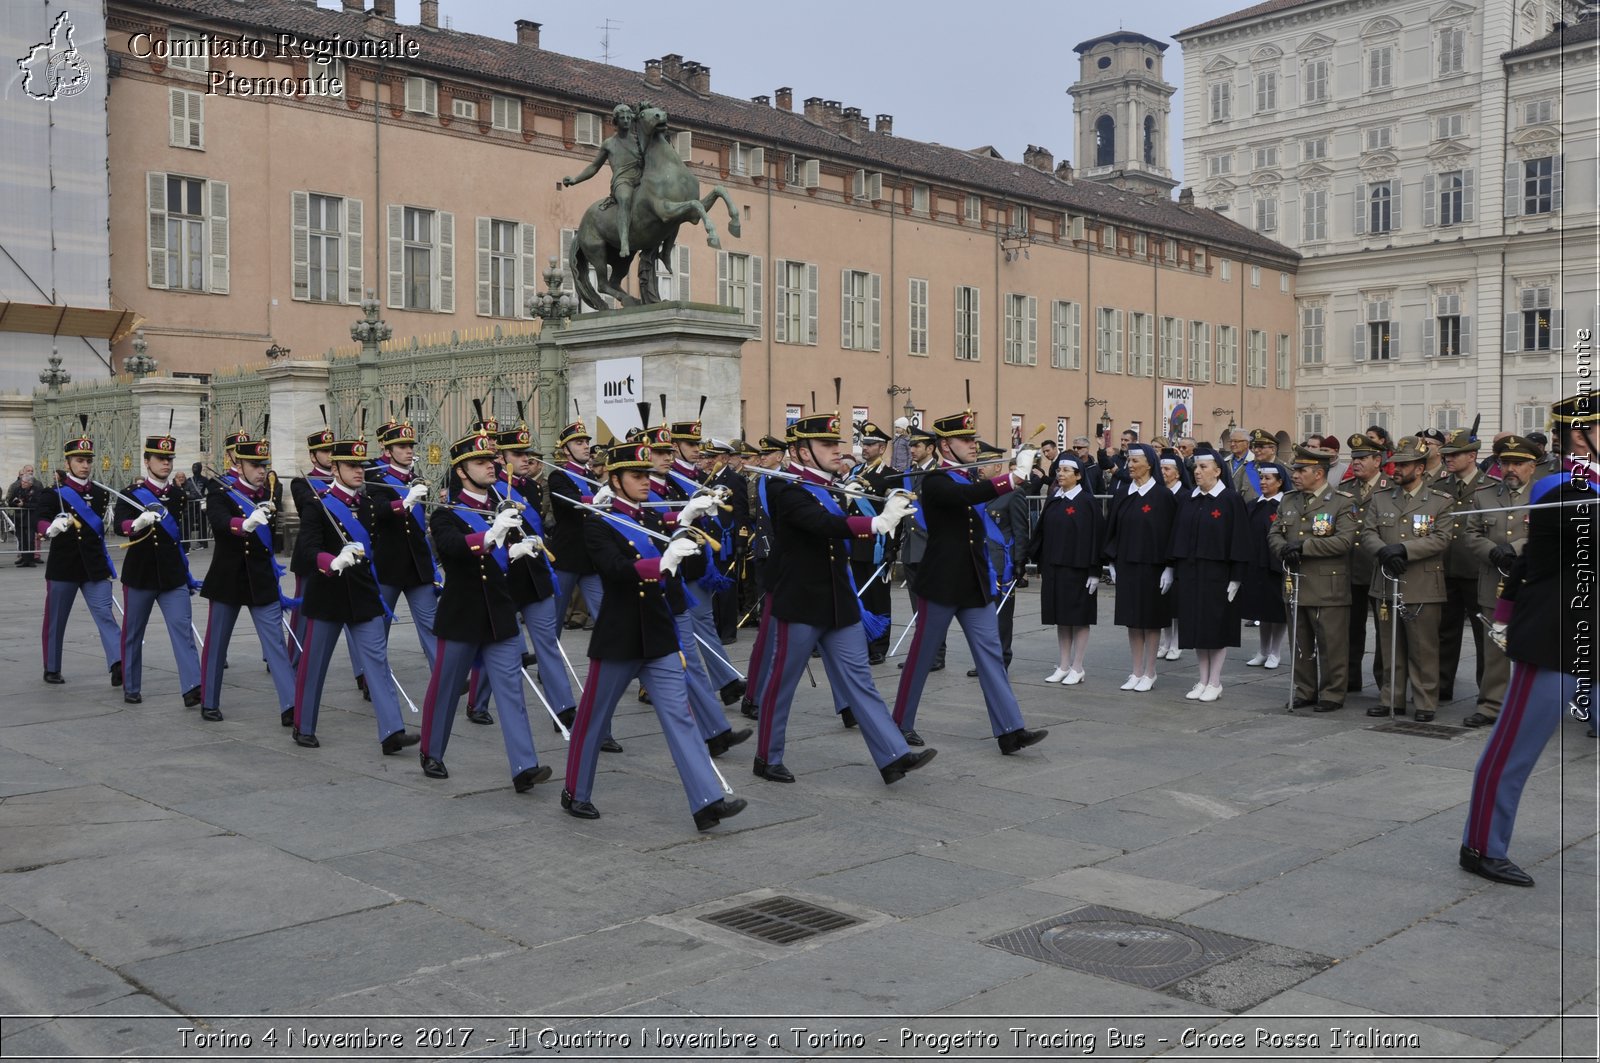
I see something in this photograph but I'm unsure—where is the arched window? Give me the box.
[1095,114,1116,167]
[1144,116,1157,165]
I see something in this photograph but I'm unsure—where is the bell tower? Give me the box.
[1068,31,1178,197]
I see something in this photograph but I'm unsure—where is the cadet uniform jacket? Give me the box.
[34,478,114,583]
[201,479,282,607]
[1267,483,1358,607]
[909,464,1016,610]
[1499,470,1596,675]
[429,497,522,645]
[582,505,687,661]
[114,479,191,592]
[288,471,335,578]
[546,465,597,576]
[768,474,877,629]
[1357,483,1457,602]
[292,486,387,624]
[505,473,557,605]
[364,464,436,589]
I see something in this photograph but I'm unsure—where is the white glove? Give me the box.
[329,542,364,573]
[402,481,428,507]
[241,506,271,533]
[508,539,536,561]
[838,479,865,499]
[659,536,700,576]
[871,492,916,536]
[45,514,73,538]
[1159,567,1175,594]
[679,492,719,523]
[1226,580,1240,602]
[131,509,161,532]
[1086,576,1099,595]
[1488,621,1508,651]
[1107,564,1116,583]
[1012,449,1037,481]
[485,508,522,547]
[591,485,614,508]
[258,500,276,516]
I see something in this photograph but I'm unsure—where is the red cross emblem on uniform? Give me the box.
[1141,504,1152,514]
[1065,506,1076,515]
[1211,509,1222,519]
[1268,512,1278,522]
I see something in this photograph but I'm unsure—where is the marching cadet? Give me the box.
[891,411,1048,754]
[975,439,1024,673]
[198,438,298,723]
[36,420,123,687]
[546,418,604,630]
[897,425,945,673]
[365,417,439,666]
[417,430,552,792]
[1339,434,1391,694]
[750,411,931,785]
[738,434,788,720]
[1358,439,1457,721]
[562,441,748,830]
[113,431,202,707]
[289,420,336,660]
[704,439,748,643]
[288,436,417,755]
[1436,430,1490,704]
[1268,445,1359,713]
[848,421,898,664]
[1459,435,1542,728]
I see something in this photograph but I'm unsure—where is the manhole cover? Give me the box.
[1368,720,1468,739]
[700,896,859,945]
[985,905,1257,989]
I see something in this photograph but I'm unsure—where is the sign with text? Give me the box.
[1162,386,1193,441]
[595,357,644,441]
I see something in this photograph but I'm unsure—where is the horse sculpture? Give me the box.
[568,105,741,312]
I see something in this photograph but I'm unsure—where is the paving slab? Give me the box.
[0,919,136,1026]
[0,746,87,798]
[918,825,1123,881]
[0,784,219,872]
[798,853,1026,917]
[1026,867,1225,919]
[1098,830,1328,892]
[1027,787,1248,853]
[0,993,186,1058]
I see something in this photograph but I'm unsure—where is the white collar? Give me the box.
[1058,484,1082,500]
[1264,491,1283,503]
[460,488,489,505]
[67,473,90,488]
[146,476,171,490]
[1129,477,1155,496]
[1193,481,1227,498]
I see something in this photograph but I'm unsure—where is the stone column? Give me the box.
[131,375,210,476]
[259,360,332,520]
[0,394,37,487]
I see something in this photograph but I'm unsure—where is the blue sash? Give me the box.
[223,477,298,610]
[797,480,889,639]
[498,475,557,581]
[943,468,1004,596]
[57,482,116,578]
[452,504,510,574]
[378,466,443,587]
[902,471,929,532]
[659,471,731,596]
[319,490,395,620]
[599,510,663,560]
[130,483,199,591]
[1530,470,1573,506]
[849,463,885,566]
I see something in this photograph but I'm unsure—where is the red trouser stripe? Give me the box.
[891,598,927,726]
[417,636,450,757]
[563,658,603,790]
[1466,661,1536,853]
[756,620,789,760]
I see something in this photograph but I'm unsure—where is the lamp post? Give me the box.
[1085,396,1108,440]
[529,257,579,458]
[123,330,159,378]
[265,342,292,362]
[887,383,915,425]
[350,290,393,441]
[39,345,71,472]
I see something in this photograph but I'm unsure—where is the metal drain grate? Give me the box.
[1368,720,1468,739]
[699,896,860,945]
[985,906,1257,989]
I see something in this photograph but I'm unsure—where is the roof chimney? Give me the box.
[645,58,662,83]
[683,61,710,94]
[841,105,862,139]
[341,0,362,11]
[775,87,793,111]
[371,0,394,18]
[1178,186,1195,207]
[874,113,893,135]
[1023,144,1054,172]
[1055,159,1074,181]
[803,95,824,121]
[660,53,683,81]
[515,19,540,47]
[751,94,770,106]
[419,0,437,28]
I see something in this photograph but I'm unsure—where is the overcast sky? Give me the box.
[362,1,1247,185]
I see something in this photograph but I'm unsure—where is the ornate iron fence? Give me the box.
[210,364,270,465]
[33,378,142,482]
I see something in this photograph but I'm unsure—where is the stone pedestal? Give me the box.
[0,394,37,487]
[555,302,755,446]
[259,360,332,520]
[131,375,210,476]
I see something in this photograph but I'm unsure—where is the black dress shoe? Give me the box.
[719,679,747,706]
[881,748,937,784]
[1459,845,1534,887]
[868,652,886,665]
[902,728,925,746]
[512,764,553,792]
[1462,712,1496,728]
[110,661,123,687]
[355,674,371,701]
[1313,701,1343,713]
[637,686,652,704]
[381,730,420,755]
[555,707,576,732]
[420,754,449,779]
[693,796,748,831]
[1293,697,1317,709]
[705,727,750,757]
[42,671,64,685]
[997,727,1048,755]
[183,686,202,708]
[839,706,857,729]
[466,706,494,725]
[291,728,319,747]
[740,698,759,720]
[280,709,294,727]
[1413,710,1435,723]
[966,667,979,678]
[560,789,599,818]
[1366,706,1393,717]
[753,757,795,783]
[123,693,143,705]
[522,651,538,668]
[600,737,624,753]
[200,706,224,722]
[930,659,945,672]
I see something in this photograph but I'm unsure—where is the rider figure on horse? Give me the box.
[561,103,645,257]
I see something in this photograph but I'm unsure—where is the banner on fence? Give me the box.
[595,357,645,442]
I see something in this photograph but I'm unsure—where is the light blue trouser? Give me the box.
[553,569,602,626]
[199,600,297,713]
[380,582,438,668]
[420,636,541,779]
[288,575,361,677]
[121,584,201,695]
[892,597,1025,737]
[469,597,578,719]
[755,619,909,771]
[687,594,740,688]
[1464,664,1582,859]
[42,579,120,674]
[292,615,406,741]
[744,597,849,716]
[675,611,733,740]
[565,656,724,814]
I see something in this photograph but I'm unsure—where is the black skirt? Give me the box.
[1238,563,1287,623]
[1041,564,1097,627]
[1175,557,1241,648]
[1113,560,1171,629]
